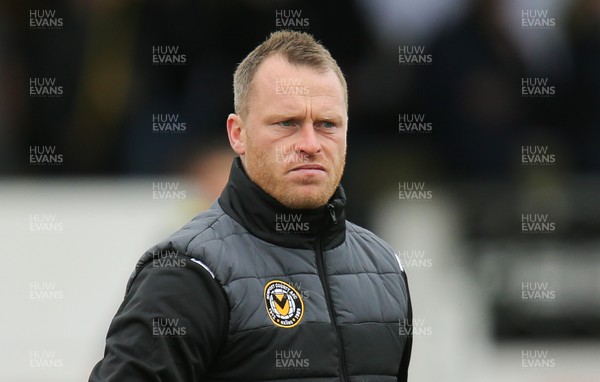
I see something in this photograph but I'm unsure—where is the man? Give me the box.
[90,30,412,381]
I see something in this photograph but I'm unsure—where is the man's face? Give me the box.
[228,54,348,209]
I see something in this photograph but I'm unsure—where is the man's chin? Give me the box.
[274,186,333,210]
[286,172,328,186]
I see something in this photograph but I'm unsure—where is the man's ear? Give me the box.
[227,113,245,155]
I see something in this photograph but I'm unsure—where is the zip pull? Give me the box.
[327,204,338,225]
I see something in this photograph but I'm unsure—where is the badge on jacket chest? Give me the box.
[264,280,304,328]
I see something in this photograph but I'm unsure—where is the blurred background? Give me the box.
[1,0,599,380]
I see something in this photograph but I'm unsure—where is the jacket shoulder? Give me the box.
[127,204,244,291]
[157,204,240,254]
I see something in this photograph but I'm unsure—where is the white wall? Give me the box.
[0,179,208,381]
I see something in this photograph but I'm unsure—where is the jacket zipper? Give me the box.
[316,203,348,382]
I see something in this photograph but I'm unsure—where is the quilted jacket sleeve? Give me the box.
[89,257,229,381]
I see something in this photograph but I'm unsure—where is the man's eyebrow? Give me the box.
[318,113,344,121]
[265,111,344,121]
[266,112,299,121]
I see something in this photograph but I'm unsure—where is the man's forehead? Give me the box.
[253,56,341,91]
[250,57,344,106]
[259,93,345,115]
[254,54,308,78]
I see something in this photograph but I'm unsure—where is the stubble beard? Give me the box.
[242,136,345,209]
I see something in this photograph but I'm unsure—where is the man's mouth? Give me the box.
[289,164,326,173]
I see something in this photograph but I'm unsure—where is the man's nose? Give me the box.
[295,122,321,155]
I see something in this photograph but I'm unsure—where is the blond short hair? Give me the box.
[233,30,348,118]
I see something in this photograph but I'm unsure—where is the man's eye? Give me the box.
[278,120,295,127]
[321,121,336,128]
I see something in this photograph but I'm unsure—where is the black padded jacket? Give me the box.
[90,157,412,381]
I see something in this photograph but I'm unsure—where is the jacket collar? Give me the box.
[218,157,346,250]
